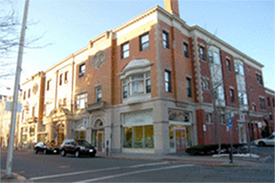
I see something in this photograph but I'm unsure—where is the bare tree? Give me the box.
[0,0,49,80]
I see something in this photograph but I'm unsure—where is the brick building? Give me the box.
[18,0,274,154]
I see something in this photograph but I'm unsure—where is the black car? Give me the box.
[60,139,97,158]
[34,142,60,154]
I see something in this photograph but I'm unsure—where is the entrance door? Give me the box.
[97,132,103,152]
[175,129,186,152]
[238,124,247,143]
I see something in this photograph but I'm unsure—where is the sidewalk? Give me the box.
[101,151,262,167]
[1,169,26,183]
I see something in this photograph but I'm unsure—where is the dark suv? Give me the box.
[60,139,97,158]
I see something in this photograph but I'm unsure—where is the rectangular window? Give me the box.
[122,80,128,99]
[64,71,68,82]
[187,77,192,98]
[76,93,87,109]
[200,47,205,61]
[32,106,35,117]
[96,86,102,103]
[239,65,245,76]
[165,70,171,93]
[230,89,234,103]
[259,98,266,110]
[206,113,212,123]
[163,31,169,49]
[183,42,189,58]
[79,63,86,77]
[203,80,209,90]
[214,51,221,65]
[226,59,231,71]
[28,89,31,98]
[23,91,26,100]
[252,104,256,111]
[121,42,129,59]
[63,98,67,106]
[47,80,51,91]
[123,125,154,149]
[59,74,63,86]
[146,72,151,93]
[235,64,239,74]
[267,97,270,107]
[140,33,149,51]
[256,74,263,85]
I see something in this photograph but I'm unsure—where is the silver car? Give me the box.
[254,132,275,146]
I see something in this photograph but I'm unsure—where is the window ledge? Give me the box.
[123,94,151,105]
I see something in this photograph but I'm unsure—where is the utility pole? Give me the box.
[5,0,29,177]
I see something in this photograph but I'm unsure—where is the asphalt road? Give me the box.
[1,147,274,182]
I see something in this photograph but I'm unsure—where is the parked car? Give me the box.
[34,142,60,154]
[60,139,97,158]
[254,132,275,146]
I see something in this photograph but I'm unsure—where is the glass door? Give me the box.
[175,128,186,152]
[97,132,103,152]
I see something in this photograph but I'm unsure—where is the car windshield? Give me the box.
[76,140,91,147]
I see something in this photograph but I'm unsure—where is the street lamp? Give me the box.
[5,0,30,178]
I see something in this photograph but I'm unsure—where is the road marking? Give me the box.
[74,164,194,183]
[27,162,170,181]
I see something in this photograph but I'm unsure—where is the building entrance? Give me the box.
[97,131,103,152]
[175,128,186,152]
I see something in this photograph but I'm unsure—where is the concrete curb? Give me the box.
[1,170,27,183]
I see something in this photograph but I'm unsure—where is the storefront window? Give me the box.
[144,126,154,148]
[74,130,85,140]
[123,125,154,149]
[169,125,174,148]
[134,126,143,148]
[123,127,133,148]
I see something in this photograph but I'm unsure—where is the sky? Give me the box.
[1,0,274,95]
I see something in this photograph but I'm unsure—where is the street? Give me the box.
[0,147,274,182]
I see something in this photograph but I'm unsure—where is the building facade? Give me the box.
[18,0,274,154]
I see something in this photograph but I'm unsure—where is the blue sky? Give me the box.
[1,0,274,95]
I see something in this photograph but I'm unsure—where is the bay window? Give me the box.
[122,72,151,98]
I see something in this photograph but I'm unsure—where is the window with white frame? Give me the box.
[213,51,221,65]
[47,80,51,91]
[200,46,206,61]
[259,97,266,110]
[79,63,86,77]
[186,77,192,98]
[140,33,149,51]
[238,92,248,105]
[76,93,87,109]
[122,72,151,98]
[163,31,169,49]
[96,86,102,102]
[203,79,209,90]
[208,50,220,65]
[226,59,231,71]
[183,42,189,58]
[165,70,171,93]
[121,42,129,59]
[206,113,212,123]
[214,85,225,100]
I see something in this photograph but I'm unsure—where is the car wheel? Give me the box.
[43,149,47,154]
[61,150,66,157]
[75,151,80,158]
[259,142,265,146]
[34,149,38,154]
[90,154,95,157]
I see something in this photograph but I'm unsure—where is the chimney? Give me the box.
[164,0,180,17]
